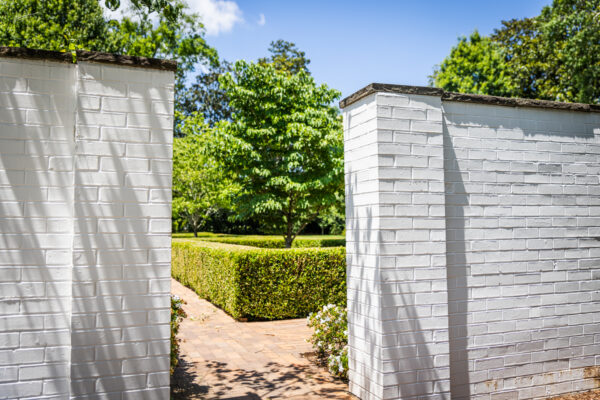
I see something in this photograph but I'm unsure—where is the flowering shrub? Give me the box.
[307,304,348,379]
[171,295,187,374]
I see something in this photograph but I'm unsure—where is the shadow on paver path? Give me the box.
[170,278,356,399]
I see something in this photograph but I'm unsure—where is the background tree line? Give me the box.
[431,0,600,105]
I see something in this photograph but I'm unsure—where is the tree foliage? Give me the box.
[107,0,217,79]
[317,202,345,236]
[431,0,600,104]
[0,0,110,52]
[258,39,311,74]
[172,113,235,236]
[209,60,344,247]
[430,31,514,97]
[179,60,233,129]
[180,39,311,130]
[104,0,181,22]
[490,17,546,100]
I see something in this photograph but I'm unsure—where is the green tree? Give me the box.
[497,0,600,103]
[179,60,233,129]
[106,0,217,94]
[432,0,600,104]
[430,31,515,97]
[210,60,343,247]
[258,39,310,74]
[180,40,309,132]
[0,0,109,52]
[489,17,546,100]
[173,113,235,236]
[317,202,345,235]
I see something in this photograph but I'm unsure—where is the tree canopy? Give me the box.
[172,113,236,236]
[179,60,233,129]
[208,60,344,246]
[430,31,515,97]
[258,39,310,74]
[0,0,109,53]
[180,39,311,130]
[431,0,600,104]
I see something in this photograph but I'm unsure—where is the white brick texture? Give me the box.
[0,56,173,399]
[343,90,600,400]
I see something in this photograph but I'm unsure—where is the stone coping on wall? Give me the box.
[0,46,177,71]
[339,82,600,113]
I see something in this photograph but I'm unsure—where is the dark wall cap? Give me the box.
[340,82,600,113]
[442,91,600,113]
[339,83,442,109]
[0,47,73,63]
[0,46,177,72]
[76,50,177,72]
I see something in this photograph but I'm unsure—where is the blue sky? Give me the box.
[191,0,551,99]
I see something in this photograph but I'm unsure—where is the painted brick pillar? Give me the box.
[342,86,450,400]
[69,59,174,399]
[0,48,174,400]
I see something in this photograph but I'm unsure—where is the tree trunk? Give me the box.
[193,225,198,237]
[284,234,293,248]
[285,211,294,248]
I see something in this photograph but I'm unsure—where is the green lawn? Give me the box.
[172,232,344,240]
[172,232,345,248]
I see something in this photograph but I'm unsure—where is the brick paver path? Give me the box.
[171,278,356,399]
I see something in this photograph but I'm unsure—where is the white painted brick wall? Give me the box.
[443,101,600,400]
[345,93,451,400]
[343,88,600,400]
[0,55,173,399]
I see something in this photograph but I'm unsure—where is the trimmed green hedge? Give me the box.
[172,233,345,248]
[172,239,346,320]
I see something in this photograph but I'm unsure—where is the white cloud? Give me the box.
[257,13,266,26]
[102,0,161,23]
[101,0,129,20]
[101,0,243,36]
[187,0,244,36]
